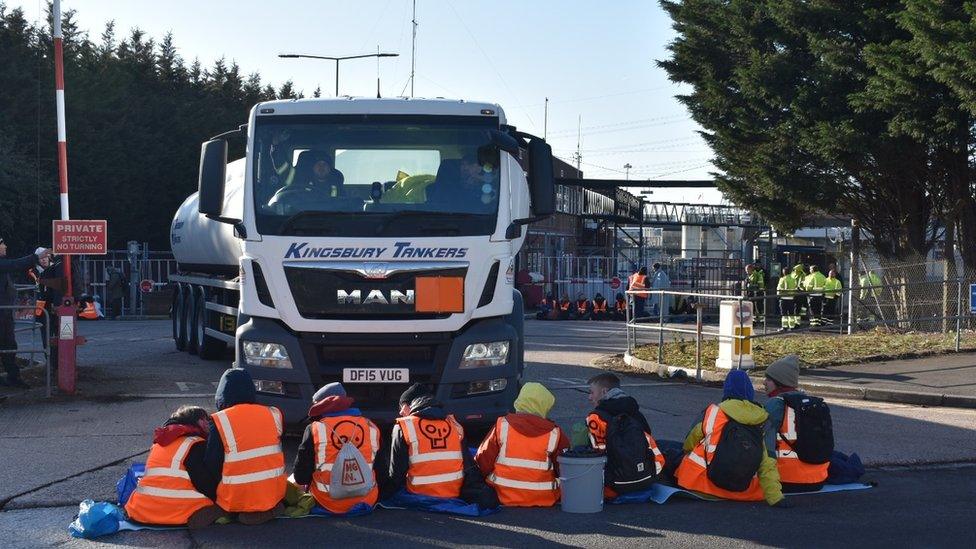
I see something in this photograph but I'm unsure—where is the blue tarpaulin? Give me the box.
[607,483,874,505]
[379,490,499,517]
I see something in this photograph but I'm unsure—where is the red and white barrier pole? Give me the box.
[53,0,77,394]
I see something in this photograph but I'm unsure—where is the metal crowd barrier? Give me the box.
[1,304,51,397]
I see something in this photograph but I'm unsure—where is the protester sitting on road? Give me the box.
[571,293,592,320]
[590,293,610,321]
[0,239,49,388]
[78,294,100,320]
[672,370,785,506]
[612,292,628,320]
[764,355,832,492]
[475,382,569,507]
[586,373,665,498]
[292,382,381,514]
[124,405,224,528]
[203,369,287,524]
[557,293,572,320]
[385,383,497,508]
[535,292,559,320]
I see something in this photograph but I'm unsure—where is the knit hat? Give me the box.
[312,382,346,403]
[399,382,432,405]
[766,355,800,388]
[722,369,755,401]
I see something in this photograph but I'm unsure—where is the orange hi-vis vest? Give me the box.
[309,415,381,513]
[593,300,608,313]
[629,273,649,297]
[576,300,590,314]
[674,404,765,501]
[485,416,561,507]
[212,404,287,512]
[79,302,98,320]
[559,300,571,311]
[124,435,213,525]
[615,299,627,312]
[775,400,829,485]
[586,411,665,476]
[396,414,465,498]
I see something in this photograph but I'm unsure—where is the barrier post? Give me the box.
[956,278,962,352]
[56,298,78,394]
[657,291,665,365]
[695,303,703,381]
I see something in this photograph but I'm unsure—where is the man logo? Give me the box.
[337,289,415,306]
[363,263,390,279]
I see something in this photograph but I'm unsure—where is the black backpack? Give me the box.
[705,415,764,492]
[780,393,834,464]
[604,413,657,493]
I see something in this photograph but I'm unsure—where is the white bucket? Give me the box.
[557,453,607,513]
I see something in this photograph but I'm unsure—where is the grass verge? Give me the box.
[631,329,976,370]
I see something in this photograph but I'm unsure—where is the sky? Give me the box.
[10,0,724,203]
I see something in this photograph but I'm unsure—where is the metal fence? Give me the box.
[2,292,53,396]
[624,277,973,379]
[72,251,178,316]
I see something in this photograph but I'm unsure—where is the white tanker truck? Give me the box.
[169,97,555,426]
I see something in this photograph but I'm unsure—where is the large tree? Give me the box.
[0,3,283,253]
[659,0,942,267]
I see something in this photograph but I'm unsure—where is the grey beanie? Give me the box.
[766,355,800,388]
[312,382,346,403]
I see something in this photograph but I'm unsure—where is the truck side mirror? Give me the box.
[527,139,555,217]
[490,129,520,156]
[198,138,228,218]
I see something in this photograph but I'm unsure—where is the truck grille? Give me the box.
[284,264,467,320]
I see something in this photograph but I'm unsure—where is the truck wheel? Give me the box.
[196,287,226,360]
[173,284,188,351]
[188,286,202,355]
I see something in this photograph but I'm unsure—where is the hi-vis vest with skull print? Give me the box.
[395,414,465,498]
[309,415,381,513]
[212,404,287,512]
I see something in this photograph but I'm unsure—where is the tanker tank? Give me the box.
[170,158,245,275]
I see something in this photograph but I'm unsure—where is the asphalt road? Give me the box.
[1,319,974,547]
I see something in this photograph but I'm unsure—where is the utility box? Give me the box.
[716,300,755,370]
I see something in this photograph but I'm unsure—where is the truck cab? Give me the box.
[172,97,554,427]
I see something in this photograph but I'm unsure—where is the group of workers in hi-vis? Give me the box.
[775,264,844,330]
[124,354,835,527]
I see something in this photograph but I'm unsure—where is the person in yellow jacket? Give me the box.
[673,370,785,506]
[823,270,843,324]
[776,267,800,330]
[802,265,828,326]
[791,264,808,323]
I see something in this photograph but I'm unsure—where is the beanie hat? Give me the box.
[722,369,755,401]
[766,355,800,388]
[312,382,346,403]
[399,382,431,405]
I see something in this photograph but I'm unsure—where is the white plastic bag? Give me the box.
[328,443,373,499]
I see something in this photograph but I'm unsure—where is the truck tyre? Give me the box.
[196,286,226,360]
[188,286,202,355]
[173,284,188,351]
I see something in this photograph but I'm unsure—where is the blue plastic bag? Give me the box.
[68,500,124,539]
[380,489,499,517]
[116,463,145,505]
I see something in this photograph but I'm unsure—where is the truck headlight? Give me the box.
[243,341,292,369]
[460,341,510,369]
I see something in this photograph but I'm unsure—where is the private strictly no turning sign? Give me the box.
[52,220,108,255]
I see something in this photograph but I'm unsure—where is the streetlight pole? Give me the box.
[279,52,399,97]
[624,163,632,181]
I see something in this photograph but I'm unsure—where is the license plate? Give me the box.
[342,368,409,384]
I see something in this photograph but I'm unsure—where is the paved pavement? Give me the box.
[801,352,976,399]
[0,319,974,547]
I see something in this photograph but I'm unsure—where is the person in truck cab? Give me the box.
[426,151,498,209]
[383,383,497,508]
[267,150,345,210]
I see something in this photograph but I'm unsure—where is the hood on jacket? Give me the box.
[513,382,555,419]
[409,396,448,419]
[308,395,355,418]
[153,423,207,446]
[717,399,768,426]
[215,368,256,411]
[506,412,560,437]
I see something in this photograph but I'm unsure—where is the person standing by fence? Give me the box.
[744,264,766,322]
[628,266,649,319]
[777,267,799,331]
[105,266,128,319]
[0,238,50,388]
[823,269,842,325]
[803,265,828,326]
[649,263,671,318]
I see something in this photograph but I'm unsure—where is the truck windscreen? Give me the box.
[253,114,502,237]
